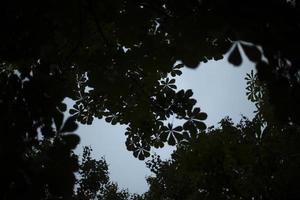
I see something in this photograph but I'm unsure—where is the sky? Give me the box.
[68,54,257,194]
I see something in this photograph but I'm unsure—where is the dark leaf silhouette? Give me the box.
[241,43,262,62]
[62,134,80,149]
[228,44,242,66]
[61,117,79,133]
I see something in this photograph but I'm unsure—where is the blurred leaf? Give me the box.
[62,134,80,149]
[241,43,261,62]
[228,45,242,66]
[61,117,78,133]
[53,110,64,131]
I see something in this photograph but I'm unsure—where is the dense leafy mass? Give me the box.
[144,117,300,200]
[143,69,300,200]
[75,146,143,200]
[0,0,300,199]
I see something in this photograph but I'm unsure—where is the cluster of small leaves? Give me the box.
[75,146,144,200]
[19,128,81,200]
[123,85,207,159]
[145,154,163,174]
[245,70,274,124]
[125,127,152,160]
[70,104,93,125]
[170,63,184,77]
[69,74,96,125]
[245,70,264,103]
[75,146,109,200]
[69,63,208,160]
[183,107,207,135]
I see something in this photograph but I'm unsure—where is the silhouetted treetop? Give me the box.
[144,117,300,200]
[75,146,143,200]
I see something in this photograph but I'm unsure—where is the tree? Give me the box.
[0,0,300,199]
[0,1,207,198]
[144,70,300,199]
[145,117,300,200]
[75,146,142,200]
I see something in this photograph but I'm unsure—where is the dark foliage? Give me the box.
[75,146,143,200]
[145,117,300,200]
[144,70,300,200]
[0,0,300,199]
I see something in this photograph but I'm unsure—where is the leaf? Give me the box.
[144,151,150,158]
[133,150,139,158]
[126,139,135,151]
[160,131,168,142]
[173,63,184,69]
[62,134,80,149]
[168,134,176,146]
[174,126,183,132]
[54,110,64,131]
[241,44,261,62]
[196,112,208,120]
[183,122,192,130]
[183,56,199,68]
[196,121,207,130]
[138,152,145,160]
[105,117,112,123]
[69,109,78,115]
[228,45,242,66]
[169,85,177,89]
[111,117,118,125]
[58,103,67,112]
[174,132,183,141]
[171,70,182,77]
[61,117,78,133]
[169,79,175,84]
[186,89,193,97]
[87,116,93,125]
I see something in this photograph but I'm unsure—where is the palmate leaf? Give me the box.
[161,77,177,91]
[132,142,151,160]
[170,63,184,77]
[69,104,83,118]
[120,85,208,157]
[160,123,184,146]
[183,107,207,134]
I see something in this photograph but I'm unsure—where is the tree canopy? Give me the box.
[0,0,300,199]
[145,117,300,200]
[144,72,300,199]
